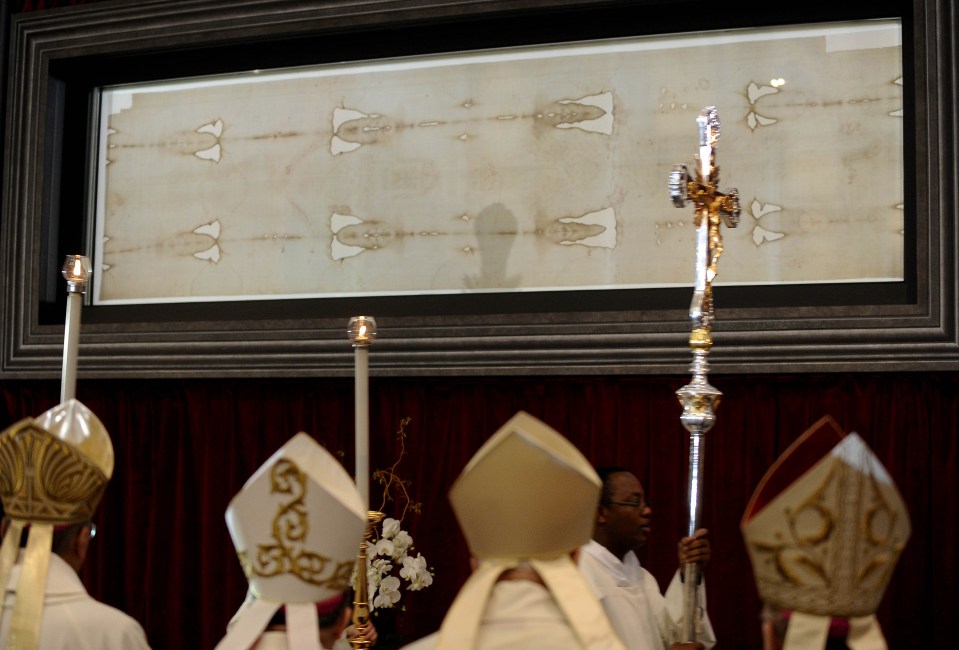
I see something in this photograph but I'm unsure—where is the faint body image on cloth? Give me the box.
[93,20,904,305]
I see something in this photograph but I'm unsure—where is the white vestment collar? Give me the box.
[582,539,648,587]
[4,551,88,602]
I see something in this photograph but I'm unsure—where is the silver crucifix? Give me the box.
[668,106,739,644]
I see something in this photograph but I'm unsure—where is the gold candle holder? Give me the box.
[350,510,385,649]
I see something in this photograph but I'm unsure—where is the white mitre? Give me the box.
[215,432,366,650]
[741,416,911,650]
[0,399,114,649]
[434,411,625,650]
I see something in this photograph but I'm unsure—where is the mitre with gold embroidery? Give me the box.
[0,399,115,648]
[741,416,910,649]
[216,432,366,650]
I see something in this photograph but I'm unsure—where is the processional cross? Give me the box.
[668,106,740,643]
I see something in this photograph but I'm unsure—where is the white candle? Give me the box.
[61,293,82,403]
[348,315,377,509]
[354,343,370,507]
[60,255,91,403]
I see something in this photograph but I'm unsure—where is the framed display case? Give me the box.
[1,0,955,377]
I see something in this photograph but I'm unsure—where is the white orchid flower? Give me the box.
[392,530,413,558]
[373,575,402,609]
[374,538,395,558]
[381,517,402,539]
[411,570,434,591]
[401,553,433,590]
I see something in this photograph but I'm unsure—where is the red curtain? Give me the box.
[2,372,956,648]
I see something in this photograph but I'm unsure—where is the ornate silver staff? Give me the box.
[668,106,739,643]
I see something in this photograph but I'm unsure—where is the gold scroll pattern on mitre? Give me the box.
[743,434,910,617]
[238,458,354,591]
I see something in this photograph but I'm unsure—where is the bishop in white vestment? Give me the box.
[402,411,626,650]
[0,400,151,650]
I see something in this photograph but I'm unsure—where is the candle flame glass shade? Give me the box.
[348,316,377,346]
[61,255,91,293]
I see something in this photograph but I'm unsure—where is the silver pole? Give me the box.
[676,348,720,641]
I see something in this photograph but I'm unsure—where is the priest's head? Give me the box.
[593,467,653,559]
[0,519,99,573]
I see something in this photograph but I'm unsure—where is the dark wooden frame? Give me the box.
[1,0,955,378]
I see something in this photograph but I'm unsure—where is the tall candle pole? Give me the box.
[60,255,91,403]
[347,315,379,649]
[348,316,377,506]
[668,107,740,643]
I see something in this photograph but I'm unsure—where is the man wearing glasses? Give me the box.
[578,467,716,650]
